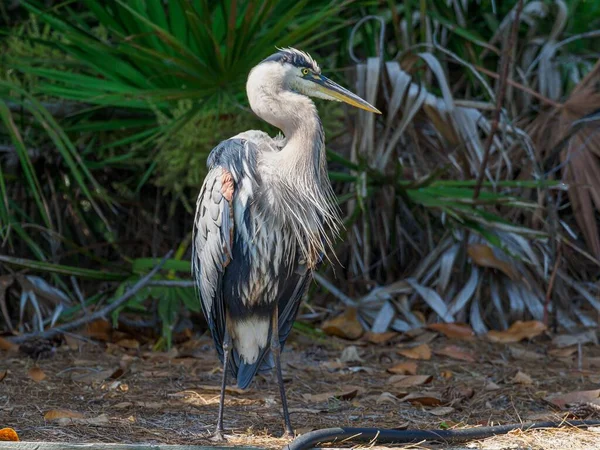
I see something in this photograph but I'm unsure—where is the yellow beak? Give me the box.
[312,74,381,114]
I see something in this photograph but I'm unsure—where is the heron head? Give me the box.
[258,47,381,114]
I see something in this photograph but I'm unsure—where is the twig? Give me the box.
[473,0,524,199]
[473,64,562,108]
[543,242,561,326]
[8,250,173,344]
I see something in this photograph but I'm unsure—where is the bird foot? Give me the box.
[211,431,227,442]
[282,430,295,440]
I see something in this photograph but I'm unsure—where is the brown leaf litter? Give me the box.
[1,326,600,448]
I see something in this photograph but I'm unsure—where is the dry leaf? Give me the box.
[321,308,364,340]
[485,381,501,391]
[44,409,85,420]
[116,339,140,350]
[28,366,46,382]
[340,346,363,363]
[387,361,418,375]
[376,392,398,404]
[512,371,533,385]
[427,323,474,339]
[545,389,600,409]
[84,319,111,341]
[320,360,345,372]
[363,331,398,344]
[434,345,476,362]
[0,370,7,382]
[56,414,109,427]
[549,347,578,358]
[468,244,519,280]
[113,402,133,409]
[388,374,432,388]
[0,337,18,352]
[64,334,85,350]
[586,357,600,368]
[135,401,166,409]
[400,392,443,406]
[0,428,19,442]
[509,346,544,361]
[486,321,547,343]
[428,406,455,416]
[397,343,431,360]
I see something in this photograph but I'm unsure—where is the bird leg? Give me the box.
[212,331,232,441]
[271,307,294,438]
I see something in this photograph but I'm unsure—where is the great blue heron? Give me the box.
[192,48,380,439]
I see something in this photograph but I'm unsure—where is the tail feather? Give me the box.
[236,351,264,389]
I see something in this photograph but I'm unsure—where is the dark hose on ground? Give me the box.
[283,420,600,450]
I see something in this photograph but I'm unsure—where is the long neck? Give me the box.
[247,72,340,264]
[250,86,326,185]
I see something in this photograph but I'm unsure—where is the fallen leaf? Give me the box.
[549,347,578,358]
[397,343,431,360]
[376,392,398,404]
[552,330,597,348]
[428,406,455,416]
[400,392,443,406]
[56,414,109,427]
[486,321,547,343]
[411,331,438,345]
[28,366,46,382]
[84,319,111,341]
[0,370,6,382]
[485,381,501,391]
[468,244,519,280]
[44,409,85,420]
[0,428,19,442]
[440,371,453,379]
[320,360,345,372]
[64,334,85,350]
[113,402,133,409]
[321,308,364,340]
[387,361,418,375]
[427,323,474,339]
[340,346,363,363]
[135,401,166,409]
[586,357,600,368]
[388,374,433,388]
[0,337,18,352]
[545,389,600,409]
[511,371,533,385]
[363,331,398,344]
[509,346,544,361]
[434,345,476,362]
[116,339,140,350]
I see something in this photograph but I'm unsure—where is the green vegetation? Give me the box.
[1,0,600,344]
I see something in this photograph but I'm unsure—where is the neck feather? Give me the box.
[248,83,340,265]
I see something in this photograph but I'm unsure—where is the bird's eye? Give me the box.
[301,68,310,76]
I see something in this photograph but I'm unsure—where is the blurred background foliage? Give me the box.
[1,0,600,346]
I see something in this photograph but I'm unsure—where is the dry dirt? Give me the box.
[1,324,600,449]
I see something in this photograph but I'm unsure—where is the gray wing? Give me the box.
[192,166,232,361]
[192,138,254,361]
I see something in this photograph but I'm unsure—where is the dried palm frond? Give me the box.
[529,60,600,258]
